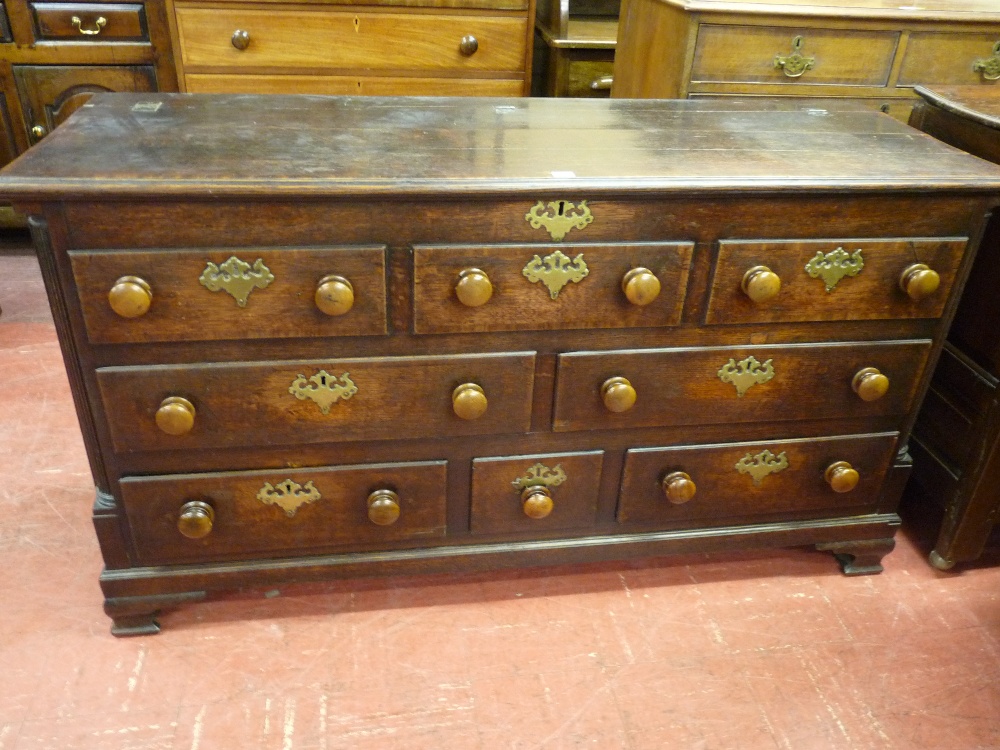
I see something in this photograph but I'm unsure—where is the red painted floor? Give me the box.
[2,250,1000,749]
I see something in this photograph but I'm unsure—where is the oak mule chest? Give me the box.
[2,94,999,635]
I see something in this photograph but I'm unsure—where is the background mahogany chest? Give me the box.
[2,94,999,635]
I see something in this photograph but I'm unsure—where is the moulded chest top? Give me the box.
[654,0,1000,20]
[3,93,1000,200]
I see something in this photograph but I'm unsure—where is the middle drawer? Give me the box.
[554,340,930,432]
[97,352,536,452]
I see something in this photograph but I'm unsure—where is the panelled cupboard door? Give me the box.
[13,64,156,144]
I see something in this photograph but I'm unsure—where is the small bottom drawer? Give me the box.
[122,461,447,565]
[619,433,898,527]
[470,451,603,534]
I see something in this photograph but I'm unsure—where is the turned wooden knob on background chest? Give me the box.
[661,471,697,504]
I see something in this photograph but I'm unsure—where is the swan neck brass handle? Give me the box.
[774,35,814,78]
[156,396,196,436]
[232,29,251,50]
[601,376,636,413]
[899,263,940,301]
[455,267,493,307]
[521,486,553,519]
[108,276,153,318]
[973,41,1000,81]
[825,461,859,493]
[852,367,889,402]
[622,267,661,306]
[177,501,214,539]
[459,35,478,56]
[368,489,401,526]
[662,471,697,505]
[315,274,354,316]
[452,383,488,420]
[72,15,107,34]
[741,266,781,303]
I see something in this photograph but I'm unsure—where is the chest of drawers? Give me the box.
[612,0,1000,123]
[3,94,999,635]
[166,0,534,97]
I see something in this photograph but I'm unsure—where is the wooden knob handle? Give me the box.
[521,486,553,519]
[662,471,697,504]
[459,35,478,56]
[455,268,493,307]
[899,263,940,301]
[825,461,859,493]
[602,376,636,413]
[741,266,781,303]
[852,367,889,402]
[108,276,152,318]
[367,489,400,526]
[155,396,196,436]
[622,267,661,306]
[315,274,354,316]
[231,29,250,50]
[177,500,214,539]
[453,383,488,420]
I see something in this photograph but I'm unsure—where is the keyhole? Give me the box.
[792,35,804,51]
[557,201,566,216]
[353,16,360,32]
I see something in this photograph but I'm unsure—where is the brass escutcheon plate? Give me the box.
[288,370,358,414]
[511,462,567,492]
[717,355,775,397]
[525,200,593,241]
[257,478,322,517]
[199,256,274,307]
[735,449,789,486]
[805,247,864,292]
[522,249,589,300]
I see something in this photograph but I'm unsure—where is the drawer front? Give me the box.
[564,56,615,98]
[705,237,966,325]
[691,25,898,86]
[98,352,536,452]
[618,433,898,527]
[553,340,930,432]
[31,2,147,41]
[177,8,528,73]
[470,451,603,534]
[413,242,693,334]
[899,32,1000,87]
[122,461,447,565]
[70,246,388,343]
[184,73,524,96]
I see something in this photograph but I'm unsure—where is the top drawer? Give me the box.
[691,25,898,86]
[69,245,388,344]
[176,7,527,73]
[705,237,966,325]
[31,2,148,42]
[899,32,1000,87]
[413,241,693,334]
